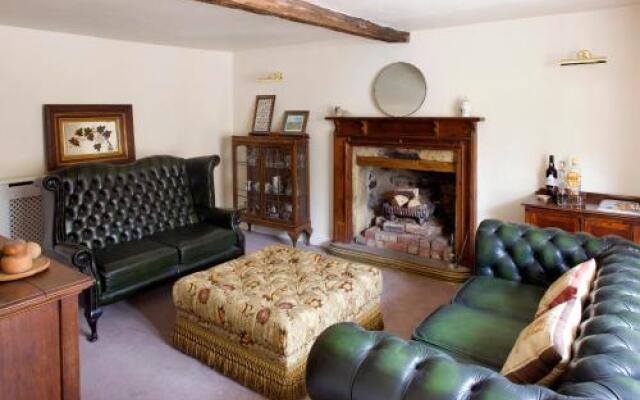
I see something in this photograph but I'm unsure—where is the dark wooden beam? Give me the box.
[194,0,410,43]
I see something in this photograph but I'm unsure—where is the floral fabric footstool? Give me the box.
[172,245,383,400]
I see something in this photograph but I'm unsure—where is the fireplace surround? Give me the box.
[326,116,483,282]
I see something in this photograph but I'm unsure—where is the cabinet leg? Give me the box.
[304,228,313,246]
[288,231,300,248]
[246,223,252,232]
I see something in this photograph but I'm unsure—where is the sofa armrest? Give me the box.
[49,242,100,290]
[200,207,240,229]
[200,207,245,252]
[307,323,567,400]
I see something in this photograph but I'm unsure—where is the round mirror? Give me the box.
[373,62,427,117]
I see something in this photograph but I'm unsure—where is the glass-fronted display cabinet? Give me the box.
[232,135,312,246]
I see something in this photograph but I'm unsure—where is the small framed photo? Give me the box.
[282,111,309,135]
[251,95,276,134]
[44,104,136,171]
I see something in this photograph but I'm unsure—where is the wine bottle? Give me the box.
[545,155,558,197]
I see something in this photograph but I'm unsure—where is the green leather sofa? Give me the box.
[307,219,640,400]
[42,155,244,341]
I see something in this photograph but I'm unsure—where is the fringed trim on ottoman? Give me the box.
[173,304,384,400]
[358,303,385,331]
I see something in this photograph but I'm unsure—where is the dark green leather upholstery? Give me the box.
[413,304,528,369]
[307,219,640,400]
[93,239,179,293]
[453,276,545,321]
[42,155,244,341]
[476,219,608,286]
[307,323,561,400]
[151,222,238,265]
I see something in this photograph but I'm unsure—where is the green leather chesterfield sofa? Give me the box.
[42,155,244,341]
[307,219,640,400]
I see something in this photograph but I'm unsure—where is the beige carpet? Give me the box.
[79,231,458,400]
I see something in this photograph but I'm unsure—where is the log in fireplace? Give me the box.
[326,116,483,282]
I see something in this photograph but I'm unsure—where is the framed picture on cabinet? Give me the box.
[251,95,276,134]
[282,110,309,135]
[43,104,136,171]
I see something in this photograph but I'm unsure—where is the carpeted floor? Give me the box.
[79,231,458,400]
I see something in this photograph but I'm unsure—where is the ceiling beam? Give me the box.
[194,0,410,43]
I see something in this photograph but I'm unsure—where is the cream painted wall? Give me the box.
[233,6,640,244]
[0,25,234,202]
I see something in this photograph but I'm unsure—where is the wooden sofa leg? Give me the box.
[85,307,103,342]
[83,288,103,342]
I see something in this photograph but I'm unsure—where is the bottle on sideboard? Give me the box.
[556,160,568,206]
[566,157,583,207]
[545,155,558,199]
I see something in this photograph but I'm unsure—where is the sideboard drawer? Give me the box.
[525,208,581,233]
[583,217,637,241]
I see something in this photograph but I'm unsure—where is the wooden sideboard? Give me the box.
[523,192,640,243]
[0,236,94,400]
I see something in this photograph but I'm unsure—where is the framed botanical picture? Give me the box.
[282,111,310,135]
[251,95,276,134]
[44,104,136,171]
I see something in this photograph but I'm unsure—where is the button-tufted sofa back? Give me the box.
[475,219,610,287]
[46,156,199,250]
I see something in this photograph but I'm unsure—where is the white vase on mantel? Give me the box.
[460,97,472,117]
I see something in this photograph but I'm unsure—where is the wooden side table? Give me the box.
[0,236,94,400]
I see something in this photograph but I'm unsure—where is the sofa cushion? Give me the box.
[535,258,596,317]
[94,239,179,293]
[150,222,238,265]
[453,276,546,321]
[412,304,528,370]
[502,299,582,386]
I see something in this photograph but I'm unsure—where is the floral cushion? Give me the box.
[173,245,382,359]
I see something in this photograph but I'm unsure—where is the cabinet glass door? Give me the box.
[262,145,294,223]
[235,144,261,217]
[296,143,308,223]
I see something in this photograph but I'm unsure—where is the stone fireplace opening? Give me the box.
[352,147,456,263]
[327,116,482,282]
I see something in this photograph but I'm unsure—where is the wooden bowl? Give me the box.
[0,254,32,274]
[0,257,50,282]
[536,194,551,204]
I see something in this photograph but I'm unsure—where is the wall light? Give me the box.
[560,49,607,66]
[257,72,284,82]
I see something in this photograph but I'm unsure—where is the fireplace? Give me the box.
[326,117,483,282]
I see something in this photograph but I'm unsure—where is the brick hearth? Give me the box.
[357,220,453,261]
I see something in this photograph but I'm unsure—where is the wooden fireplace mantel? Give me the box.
[356,156,456,173]
[327,116,484,269]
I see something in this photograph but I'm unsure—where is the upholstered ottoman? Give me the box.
[172,245,383,399]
